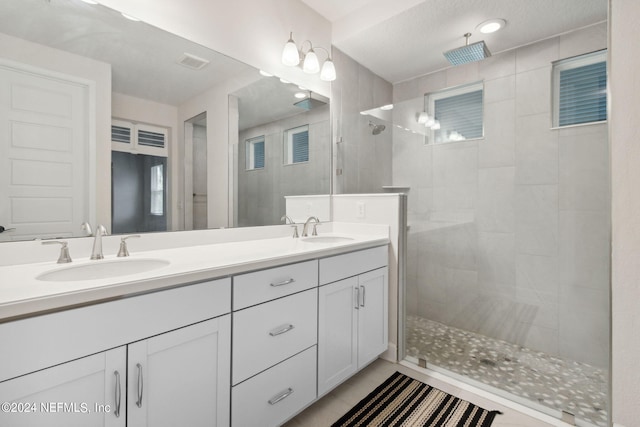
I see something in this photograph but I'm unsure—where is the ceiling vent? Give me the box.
[177,53,210,70]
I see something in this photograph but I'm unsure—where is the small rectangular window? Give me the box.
[426,82,484,144]
[553,50,607,127]
[284,125,309,165]
[150,164,164,216]
[245,136,265,170]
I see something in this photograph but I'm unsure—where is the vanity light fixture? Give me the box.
[477,18,506,34]
[281,32,336,82]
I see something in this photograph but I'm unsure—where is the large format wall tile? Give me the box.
[516,114,558,185]
[515,185,559,256]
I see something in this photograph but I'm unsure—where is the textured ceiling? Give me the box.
[302,0,608,83]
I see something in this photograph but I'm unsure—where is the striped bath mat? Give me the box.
[331,371,501,427]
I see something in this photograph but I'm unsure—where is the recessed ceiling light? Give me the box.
[259,70,273,77]
[294,92,307,99]
[380,104,394,111]
[477,19,506,34]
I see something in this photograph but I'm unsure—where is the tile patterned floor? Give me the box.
[405,315,608,427]
[284,358,558,427]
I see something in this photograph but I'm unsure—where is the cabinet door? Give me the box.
[0,347,126,427]
[357,267,389,368]
[127,316,231,427]
[317,276,358,396]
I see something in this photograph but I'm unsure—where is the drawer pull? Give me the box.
[270,278,295,287]
[268,387,294,405]
[136,363,144,408]
[354,287,360,310]
[114,371,121,418]
[360,285,366,307]
[269,324,295,336]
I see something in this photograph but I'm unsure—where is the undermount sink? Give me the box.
[301,236,355,244]
[37,258,170,282]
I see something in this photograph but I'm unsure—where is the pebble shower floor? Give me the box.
[405,315,608,427]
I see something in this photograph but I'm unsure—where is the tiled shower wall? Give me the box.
[394,23,609,368]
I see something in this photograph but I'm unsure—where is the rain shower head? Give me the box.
[444,33,491,66]
[369,121,386,135]
[294,91,328,110]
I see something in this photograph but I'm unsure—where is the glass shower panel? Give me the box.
[389,91,610,427]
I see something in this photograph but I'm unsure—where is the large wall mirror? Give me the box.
[0,0,331,242]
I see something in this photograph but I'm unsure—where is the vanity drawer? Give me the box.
[233,259,318,310]
[232,288,317,385]
[320,245,388,285]
[231,346,317,427]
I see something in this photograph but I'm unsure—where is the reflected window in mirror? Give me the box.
[284,125,309,164]
[246,136,265,170]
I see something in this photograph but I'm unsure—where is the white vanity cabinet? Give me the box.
[317,246,389,396]
[231,261,319,427]
[0,279,232,427]
[0,347,127,427]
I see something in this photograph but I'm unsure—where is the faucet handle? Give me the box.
[81,222,93,236]
[42,240,72,264]
[312,222,321,236]
[117,235,141,257]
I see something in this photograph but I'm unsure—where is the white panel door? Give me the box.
[0,347,126,427]
[357,267,389,368]
[127,316,231,427]
[317,276,359,396]
[0,64,89,241]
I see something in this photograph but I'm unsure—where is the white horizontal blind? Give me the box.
[284,125,309,164]
[245,136,264,170]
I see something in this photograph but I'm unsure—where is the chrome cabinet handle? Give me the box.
[269,324,295,336]
[354,287,360,310]
[114,371,121,418]
[270,278,295,287]
[360,285,366,307]
[136,363,144,408]
[268,388,294,405]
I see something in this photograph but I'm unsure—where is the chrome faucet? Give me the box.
[90,224,108,260]
[81,222,93,236]
[301,216,320,237]
[281,215,299,238]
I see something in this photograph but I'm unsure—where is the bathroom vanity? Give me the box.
[0,230,389,427]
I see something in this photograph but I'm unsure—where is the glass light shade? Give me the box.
[320,59,336,81]
[282,38,300,66]
[303,50,320,74]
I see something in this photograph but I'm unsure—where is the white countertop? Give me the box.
[0,231,388,322]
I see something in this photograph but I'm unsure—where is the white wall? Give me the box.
[98,0,331,98]
[610,1,640,425]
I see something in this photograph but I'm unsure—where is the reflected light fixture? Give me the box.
[294,92,307,99]
[259,70,273,77]
[80,0,99,4]
[121,12,140,21]
[281,32,337,82]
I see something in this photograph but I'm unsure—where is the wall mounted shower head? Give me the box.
[443,33,491,66]
[369,121,386,135]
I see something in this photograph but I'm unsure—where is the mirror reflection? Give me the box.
[231,79,330,227]
[0,0,331,242]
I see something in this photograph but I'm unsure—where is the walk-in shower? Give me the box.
[394,22,610,427]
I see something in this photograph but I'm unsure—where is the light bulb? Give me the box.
[303,49,320,74]
[320,59,336,81]
[282,33,300,67]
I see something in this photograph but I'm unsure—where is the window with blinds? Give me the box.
[284,125,309,164]
[245,136,265,170]
[111,119,168,157]
[426,82,484,144]
[553,50,607,127]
